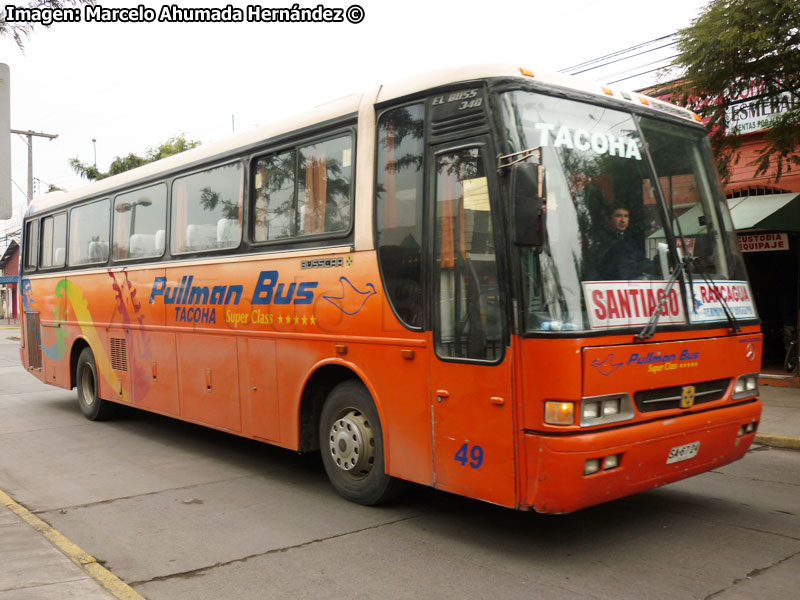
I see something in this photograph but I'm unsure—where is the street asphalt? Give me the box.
[0,318,797,599]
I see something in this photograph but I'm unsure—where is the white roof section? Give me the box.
[28,64,692,217]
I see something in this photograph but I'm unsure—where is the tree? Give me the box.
[69,134,201,181]
[670,0,800,181]
[1,1,93,50]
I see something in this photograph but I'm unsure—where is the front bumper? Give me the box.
[524,398,761,513]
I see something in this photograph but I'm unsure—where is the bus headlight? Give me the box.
[732,374,759,399]
[581,394,634,427]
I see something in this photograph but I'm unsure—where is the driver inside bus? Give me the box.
[599,204,653,280]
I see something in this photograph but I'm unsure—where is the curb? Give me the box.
[754,433,800,451]
[0,488,145,600]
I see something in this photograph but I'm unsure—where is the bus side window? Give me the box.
[69,199,110,266]
[24,220,38,271]
[434,147,502,361]
[253,150,296,242]
[376,103,424,328]
[114,184,167,260]
[297,135,352,236]
[40,213,66,269]
[171,163,243,254]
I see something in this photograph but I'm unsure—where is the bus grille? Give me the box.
[110,337,128,371]
[25,313,42,369]
[634,378,730,413]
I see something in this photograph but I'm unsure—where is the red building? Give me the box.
[0,240,19,321]
[646,81,800,381]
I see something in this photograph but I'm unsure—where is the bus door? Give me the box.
[428,140,516,507]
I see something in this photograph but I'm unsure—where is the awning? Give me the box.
[0,276,18,285]
[727,193,800,231]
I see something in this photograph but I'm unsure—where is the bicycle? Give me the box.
[784,325,798,373]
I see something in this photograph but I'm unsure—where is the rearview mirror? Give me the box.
[511,162,546,246]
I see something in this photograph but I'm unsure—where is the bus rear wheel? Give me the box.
[319,380,406,505]
[76,347,118,421]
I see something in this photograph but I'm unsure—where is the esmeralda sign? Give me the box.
[725,80,799,135]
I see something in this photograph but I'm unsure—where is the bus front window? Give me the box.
[500,90,754,333]
[500,91,676,332]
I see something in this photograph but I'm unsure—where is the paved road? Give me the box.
[1,331,798,599]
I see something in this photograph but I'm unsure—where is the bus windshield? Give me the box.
[499,90,751,333]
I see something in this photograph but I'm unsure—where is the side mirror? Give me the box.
[511,162,546,246]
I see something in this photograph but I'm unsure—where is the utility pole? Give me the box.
[10,129,58,203]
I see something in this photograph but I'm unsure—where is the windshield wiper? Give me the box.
[636,258,688,341]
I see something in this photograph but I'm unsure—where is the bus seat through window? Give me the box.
[129,234,156,257]
[217,218,239,247]
[54,247,65,266]
[155,229,165,253]
[88,240,109,262]
[186,224,217,250]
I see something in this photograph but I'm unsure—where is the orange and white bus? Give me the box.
[19,65,762,513]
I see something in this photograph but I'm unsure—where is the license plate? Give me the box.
[666,441,700,464]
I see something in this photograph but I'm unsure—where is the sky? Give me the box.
[0,0,712,241]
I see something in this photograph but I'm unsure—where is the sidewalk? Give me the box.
[0,490,130,599]
[755,384,800,449]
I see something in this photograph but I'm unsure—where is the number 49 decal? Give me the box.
[454,443,484,469]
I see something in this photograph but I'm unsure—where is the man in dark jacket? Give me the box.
[599,206,653,280]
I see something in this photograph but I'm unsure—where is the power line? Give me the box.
[560,34,676,73]
[569,42,678,76]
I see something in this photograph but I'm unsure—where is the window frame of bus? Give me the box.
[68,197,111,268]
[112,183,168,263]
[38,211,67,270]
[169,160,245,256]
[430,139,508,365]
[374,102,426,331]
[24,218,38,271]
[249,128,356,247]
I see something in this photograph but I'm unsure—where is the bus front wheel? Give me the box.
[76,347,118,421]
[319,381,406,505]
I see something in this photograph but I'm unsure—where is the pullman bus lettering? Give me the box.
[148,270,317,307]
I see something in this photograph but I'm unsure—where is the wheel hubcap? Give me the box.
[328,410,375,475]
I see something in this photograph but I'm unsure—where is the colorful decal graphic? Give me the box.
[109,270,153,401]
[322,277,377,316]
[20,278,34,312]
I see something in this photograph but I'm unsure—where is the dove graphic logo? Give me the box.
[323,277,377,316]
[591,353,625,377]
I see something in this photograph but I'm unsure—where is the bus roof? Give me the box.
[28,64,693,217]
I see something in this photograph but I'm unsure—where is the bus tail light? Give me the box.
[732,374,759,399]
[544,401,575,425]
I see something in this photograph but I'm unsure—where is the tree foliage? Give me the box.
[69,134,202,181]
[670,0,800,181]
[0,1,93,50]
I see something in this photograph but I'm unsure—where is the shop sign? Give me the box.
[725,80,799,135]
[738,233,788,253]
